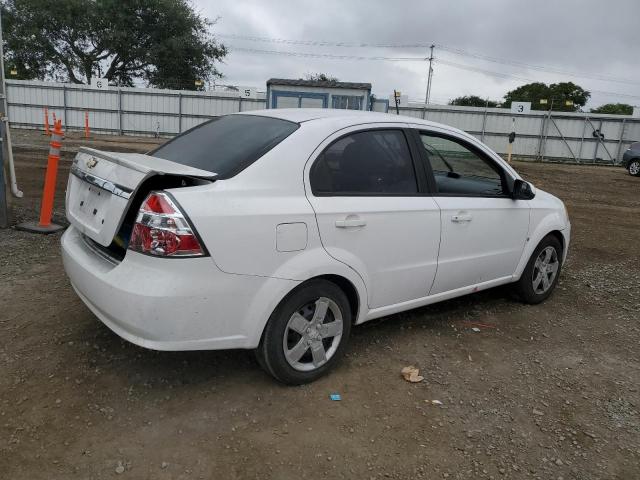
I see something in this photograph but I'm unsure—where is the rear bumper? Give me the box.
[61,226,298,351]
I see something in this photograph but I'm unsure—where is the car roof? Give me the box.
[239,108,460,132]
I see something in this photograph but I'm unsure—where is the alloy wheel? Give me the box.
[532,246,559,294]
[283,297,343,372]
[629,160,640,176]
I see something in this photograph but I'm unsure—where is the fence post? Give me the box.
[62,85,67,130]
[0,122,7,228]
[542,110,554,161]
[480,108,488,142]
[614,118,626,165]
[238,95,243,113]
[178,92,182,133]
[577,117,587,162]
[536,114,546,161]
[593,119,601,163]
[117,88,123,135]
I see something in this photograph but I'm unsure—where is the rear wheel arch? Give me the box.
[255,276,356,384]
[313,274,360,322]
[268,274,361,328]
[254,273,361,351]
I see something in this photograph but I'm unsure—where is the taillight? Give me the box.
[128,192,206,257]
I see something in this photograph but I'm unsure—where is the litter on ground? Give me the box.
[401,366,424,383]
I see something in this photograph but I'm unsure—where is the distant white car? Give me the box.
[62,109,570,384]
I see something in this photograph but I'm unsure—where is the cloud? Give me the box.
[195,0,640,108]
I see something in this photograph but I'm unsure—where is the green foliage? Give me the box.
[1,0,227,90]
[304,73,339,83]
[449,95,498,108]
[503,82,590,112]
[590,103,633,115]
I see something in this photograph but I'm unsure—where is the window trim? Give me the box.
[410,129,514,198]
[309,127,431,197]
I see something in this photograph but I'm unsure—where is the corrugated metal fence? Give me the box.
[394,103,640,164]
[6,80,266,136]
[7,80,640,163]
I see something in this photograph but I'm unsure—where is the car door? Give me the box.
[304,126,441,309]
[411,128,530,295]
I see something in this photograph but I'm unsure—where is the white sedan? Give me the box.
[62,109,570,384]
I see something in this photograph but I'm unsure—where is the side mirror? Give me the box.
[512,179,535,200]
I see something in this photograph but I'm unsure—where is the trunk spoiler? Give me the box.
[77,147,218,180]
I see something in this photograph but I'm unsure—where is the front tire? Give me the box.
[628,159,640,176]
[256,280,352,385]
[514,234,563,304]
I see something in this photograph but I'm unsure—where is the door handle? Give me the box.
[451,213,472,223]
[335,217,367,228]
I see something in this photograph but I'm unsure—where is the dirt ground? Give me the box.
[1,129,639,480]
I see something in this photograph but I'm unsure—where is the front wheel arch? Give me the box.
[547,230,565,261]
[513,233,563,304]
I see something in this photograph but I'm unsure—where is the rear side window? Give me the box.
[151,115,299,178]
[311,129,418,195]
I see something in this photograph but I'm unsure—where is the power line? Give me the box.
[227,44,640,102]
[219,33,433,49]
[436,45,640,87]
[436,59,640,100]
[220,33,640,87]
[228,46,424,62]
[437,59,536,82]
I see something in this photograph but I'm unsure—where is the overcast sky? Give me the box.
[194,0,640,108]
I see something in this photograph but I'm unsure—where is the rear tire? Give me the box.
[628,159,640,176]
[256,280,352,385]
[514,235,563,304]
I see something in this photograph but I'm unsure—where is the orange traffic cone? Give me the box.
[43,107,50,136]
[84,111,90,139]
[17,119,66,233]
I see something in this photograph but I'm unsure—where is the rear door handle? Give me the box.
[451,213,472,223]
[335,217,367,228]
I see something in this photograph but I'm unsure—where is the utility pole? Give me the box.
[0,8,9,228]
[393,90,400,115]
[424,44,435,106]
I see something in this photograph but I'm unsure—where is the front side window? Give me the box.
[419,133,506,196]
[311,129,418,195]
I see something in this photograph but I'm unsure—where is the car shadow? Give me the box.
[353,284,514,336]
[75,284,515,389]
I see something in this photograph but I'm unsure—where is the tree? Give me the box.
[503,82,590,112]
[2,0,227,90]
[449,95,498,108]
[590,103,633,115]
[304,73,339,83]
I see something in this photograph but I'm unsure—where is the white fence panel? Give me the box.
[6,80,639,163]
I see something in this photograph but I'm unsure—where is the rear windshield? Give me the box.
[151,115,299,178]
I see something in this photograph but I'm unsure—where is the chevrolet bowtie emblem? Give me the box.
[86,157,98,169]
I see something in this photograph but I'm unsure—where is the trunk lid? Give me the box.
[66,147,216,247]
